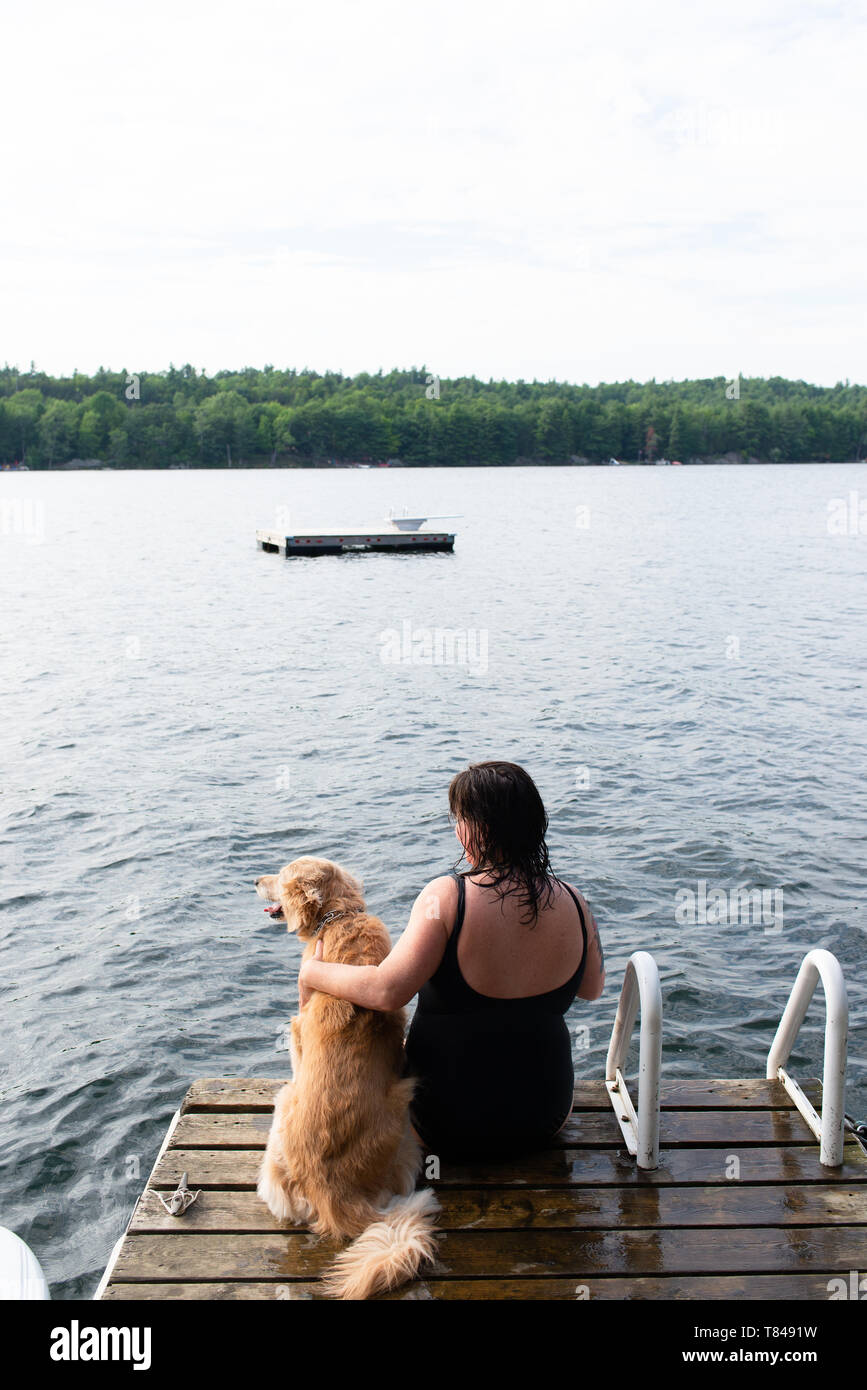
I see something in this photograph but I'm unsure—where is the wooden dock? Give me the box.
[99,1075,867,1300]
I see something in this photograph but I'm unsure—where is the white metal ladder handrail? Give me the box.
[766,949,848,1167]
[605,951,662,1170]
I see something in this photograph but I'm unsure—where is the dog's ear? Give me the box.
[280,858,330,935]
[302,858,363,904]
[297,872,325,908]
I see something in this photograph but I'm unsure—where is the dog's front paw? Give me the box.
[257,1170,311,1226]
[258,1170,294,1223]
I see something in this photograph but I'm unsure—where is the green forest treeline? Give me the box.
[2,363,866,467]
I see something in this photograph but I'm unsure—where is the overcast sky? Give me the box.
[3,0,865,386]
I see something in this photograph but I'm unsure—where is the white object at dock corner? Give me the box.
[0,1227,50,1299]
[385,507,462,532]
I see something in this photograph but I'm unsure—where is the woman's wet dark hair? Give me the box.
[448,761,555,924]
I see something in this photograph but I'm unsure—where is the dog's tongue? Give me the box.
[264,904,284,918]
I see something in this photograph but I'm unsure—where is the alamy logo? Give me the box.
[675,880,783,934]
[0,497,44,542]
[50,1320,151,1370]
[379,620,488,675]
[827,1270,866,1299]
[827,491,867,536]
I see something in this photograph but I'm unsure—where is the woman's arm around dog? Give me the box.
[299,876,458,1011]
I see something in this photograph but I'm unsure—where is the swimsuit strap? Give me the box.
[449,870,467,942]
[559,881,589,985]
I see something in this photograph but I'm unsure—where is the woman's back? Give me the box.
[452,872,587,998]
[404,871,589,1158]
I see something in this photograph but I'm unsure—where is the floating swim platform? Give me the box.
[256,513,457,556]
[96,950,866,1301]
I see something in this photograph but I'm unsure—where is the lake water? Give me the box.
[1,463,865,1298]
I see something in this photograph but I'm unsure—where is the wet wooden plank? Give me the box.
[100,1270,860,1301]
[578,1079,824,1110]
[531,1104,829,1147]
[110,1233,338,1282]
[385,1272,859,1300]
[101,1271,847,1300]
[170,1107,820,1150]
[129,1183,867,1233]
[103,1282,320,1300]
[172,1113,274,1146]
[181,1076,822,1112]
[108,1225,867,1282]
[182,1079,285,1111]
[151,1142,867,1190]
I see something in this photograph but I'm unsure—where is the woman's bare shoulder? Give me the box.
[411,874,460,935]
[553,878,594,917]
[416,872,459,899]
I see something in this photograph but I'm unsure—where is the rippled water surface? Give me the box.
[1,463,865,1297]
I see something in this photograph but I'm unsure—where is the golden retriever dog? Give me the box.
[254,856,439,1299]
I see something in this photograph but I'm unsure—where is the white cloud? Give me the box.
[2,0,865,384]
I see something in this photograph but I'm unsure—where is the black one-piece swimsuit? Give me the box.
[403,871,589,1159]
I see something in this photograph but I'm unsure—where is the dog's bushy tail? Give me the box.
[320,1188,440,1300]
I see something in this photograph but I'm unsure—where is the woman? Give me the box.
[298,760,605,1159]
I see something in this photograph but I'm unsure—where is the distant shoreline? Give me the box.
[9,454,865,472]
[2,365,866,470]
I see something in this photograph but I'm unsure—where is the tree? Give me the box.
[38,399,79,466]
[107,427,129,466]
[193,391,256,465]
[272,407,297,457]
[535,398,572,459]
[5,389,44,462]
[76,391,126,458]
[667,407,683,459]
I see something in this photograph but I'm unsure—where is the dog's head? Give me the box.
[254,856,364,939]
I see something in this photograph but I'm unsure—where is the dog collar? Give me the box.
[312,907,362,934]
